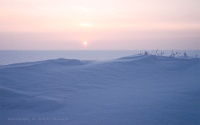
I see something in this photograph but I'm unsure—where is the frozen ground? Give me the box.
[0,55,200,125]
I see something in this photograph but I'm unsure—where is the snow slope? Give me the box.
[0,55,200,125]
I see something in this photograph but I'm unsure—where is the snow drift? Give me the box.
[0,55,199,125]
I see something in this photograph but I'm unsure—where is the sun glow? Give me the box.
[82,41,88,48]
[79,23,93,27]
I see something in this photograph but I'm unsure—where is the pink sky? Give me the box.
[0,0,199,50]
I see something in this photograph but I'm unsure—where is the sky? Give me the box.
[0,0,199,50]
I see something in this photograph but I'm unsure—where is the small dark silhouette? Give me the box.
[144,51,148,55]
[155,49,158,55]
[138,51,149,55]
[170,50,180,57]
[138,52,143,55]
[183,51,188,58]
[160,51,164,56]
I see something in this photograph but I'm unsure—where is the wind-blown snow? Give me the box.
[0,55,199,125]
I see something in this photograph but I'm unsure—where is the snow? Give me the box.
[0,55,200,125]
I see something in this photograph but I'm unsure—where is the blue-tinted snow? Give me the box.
[0,55,200,125]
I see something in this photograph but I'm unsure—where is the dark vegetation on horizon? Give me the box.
[138,50,198,58]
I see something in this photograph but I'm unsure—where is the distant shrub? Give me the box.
[160,51,164,56]
[138,51,149,55]
[154,50,164,56]
[170,50,180,57]
[138,52,143,55]
[155,49,158,55]
[144,51,148,55]
[138,50,165,56]
[183,51,188,58]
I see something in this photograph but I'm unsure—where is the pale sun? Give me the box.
[79,23,93,27]
[84,41,87,45]
[82,41,88,48]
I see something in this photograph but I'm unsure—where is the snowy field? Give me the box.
[0,54,200,125]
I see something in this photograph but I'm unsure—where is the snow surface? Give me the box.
[0,55,200,125]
